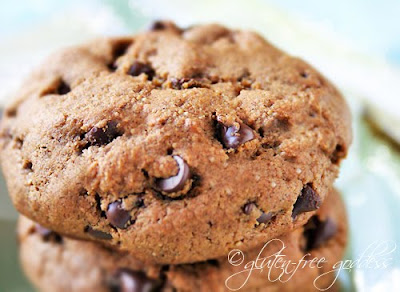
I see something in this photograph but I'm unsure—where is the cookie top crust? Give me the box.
[1,22,351,263]
[18,188,347,292]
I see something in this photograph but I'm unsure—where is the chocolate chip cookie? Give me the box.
[18,188,347,292]
[1,21,352,263]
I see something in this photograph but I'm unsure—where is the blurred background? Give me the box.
[0,0,399,291]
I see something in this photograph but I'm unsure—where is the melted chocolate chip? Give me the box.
[84,226,112,240]
[256,212,274,224]
[156,156,191,193]
[303,216,337,251]
[243,202,256,215]
[128,61,155,80]
[106,201,131,229]
[217,122,255,149]
[85,121,121,146]
[35,224,62,243]
[292,185,321,219]
[110,269,161,292]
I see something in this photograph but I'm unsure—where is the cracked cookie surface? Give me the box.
[18,188,347,292]
[1,22,351,263]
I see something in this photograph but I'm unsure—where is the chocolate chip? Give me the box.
[128,61,155,80]
[237,69,250,81]
[256,212,274,224]
[5,107,16,117]
[257,128,265,137]
[206,259,220,267]
[300,72,309,78]
[110,269,161,292]
[35,224,62,243]
[108,40,132,71]
[243,203,274,224]
[94,193,106,218]
[149,20,167,31]
[243,202,256,215]
[40,79,70,97]
[303,216,337,250]
[156,156,191,193]
[170,78,182,89]
[22,160,33,171]
[112,41,131,61]
[292,185,321,219]
[106,201,131,229]
[85,121,121,146]
[217,122,255,149]
[57,80,71,95]
[170,78,206,89]
[134,197,145,208]
[84,226,112,240]
[149,20,182,33]
[330,144,345,164]
[108,63,118,71]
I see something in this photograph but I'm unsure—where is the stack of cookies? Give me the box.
[0,21,351,292]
